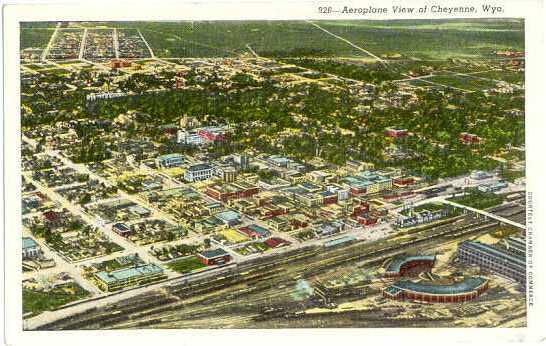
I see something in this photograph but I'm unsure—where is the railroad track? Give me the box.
[40,215,504,330]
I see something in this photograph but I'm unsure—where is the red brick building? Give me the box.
[197,248,231,266]
[205,182,260,203]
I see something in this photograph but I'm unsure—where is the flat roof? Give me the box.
[215,210,241,221]
[323,236,356,247]
[157,153,184,161]
[95,263,164,284]
[199,248,229,259]
[390,277,488,296]
[22,237,38,250]
[187,163,213,172]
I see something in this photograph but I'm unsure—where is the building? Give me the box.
[177,130,204,145]
[197,248,231,266]
[458,240,526,289]
[264,237,291,248]
[197,126,227,142]
[383,277,489,303]
[94,263,165,292]
[323,235,356,248]
[384,255,436,278]
[385,127,409,138]
[214,210,242,227]
[326,185,350,201]
[206,182,260,203]
[315,221,344,238]
[470,170,492,180]
[234,154,250,169]
[112,222,133,237]
[155,153,185,168]
[342,171,393,196]
[110,59,132,69]
[184,164,214,182]
[238,224,271,239]
[459,132,482,144]
[215,165,238,183]
[395,208,449,228]
[22,237,40,259]
[477,181,508,193]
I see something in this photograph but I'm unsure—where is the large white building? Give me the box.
[22,237,40,259]
[184,163,214,182]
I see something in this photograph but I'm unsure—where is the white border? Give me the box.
[3,1,546,345]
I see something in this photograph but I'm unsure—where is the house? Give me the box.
[112,222,133,237]
[197,248,231,266]
[184,163,214,182]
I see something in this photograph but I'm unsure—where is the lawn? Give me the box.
[167,256,206,273]
[23,283,90,316]
[448,190,505,210]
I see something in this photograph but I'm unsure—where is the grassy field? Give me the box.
[316,19,524,59]
[20,28,53,49]
[139,19,524,59]
[422,74,499,91]
[19,19,520,60]
[447,190,505,209]
[23,283,90,317]
[470,70,524,85]
[167,256,206,273]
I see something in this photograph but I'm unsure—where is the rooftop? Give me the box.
[460,241,526,267]
[22,237,39,250]
[389,277,488,296]
[386,255,436,273]
[215,210,241,222]
[187,163,213,172]
[95,263,164,284]
[199,248,229,259]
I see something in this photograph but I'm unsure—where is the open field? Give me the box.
[167,256,207,274]
[20,28,55,49]
[22,19,523,59]
[23,283,90,317]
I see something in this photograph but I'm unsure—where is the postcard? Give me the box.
[2,0,545,345]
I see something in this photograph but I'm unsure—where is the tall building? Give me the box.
[458,239,526,289]
[184,164,214,182]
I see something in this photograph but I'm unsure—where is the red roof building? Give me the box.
[264,237,291,248]
[459,132,483,144]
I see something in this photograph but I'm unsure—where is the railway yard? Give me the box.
[34,199,526,330]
